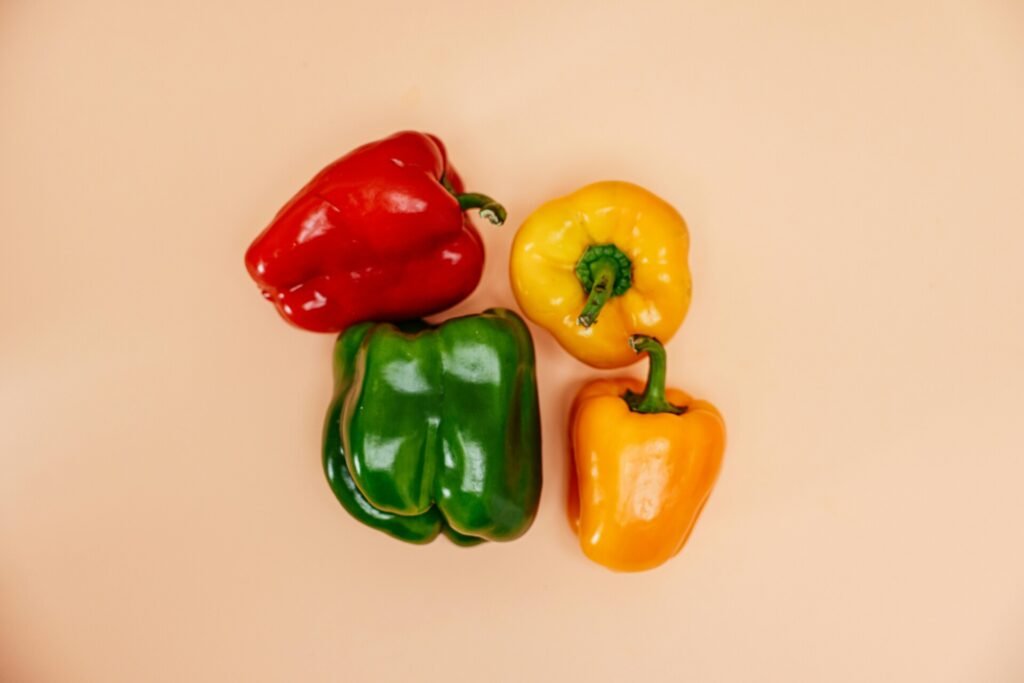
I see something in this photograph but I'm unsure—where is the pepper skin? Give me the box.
[323,308,542,545]
[509,181,691,368]
[569,336,724,572]
[246,131,506,333]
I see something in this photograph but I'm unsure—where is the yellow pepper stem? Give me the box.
[576,244,632,327]
[578,260,617,327]
[624,335,686,415]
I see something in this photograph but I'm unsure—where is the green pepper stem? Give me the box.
[577,260,618,327]
[456,193,507,226]
[624,335,686,415]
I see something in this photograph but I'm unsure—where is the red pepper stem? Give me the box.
[624,335,685,415]
[457,193,507,226]
[577,260,618,327]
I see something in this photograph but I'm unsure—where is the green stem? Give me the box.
[574,244,633,328]
[577,260,618,327]
[456,193,506,225]
[623,335,686,415]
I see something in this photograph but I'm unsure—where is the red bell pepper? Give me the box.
[244,131,506,332]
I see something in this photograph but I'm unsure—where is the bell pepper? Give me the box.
[322,308,542,545]
[509,181,691,368]
[568,335,725,571]
[245,131,506,333]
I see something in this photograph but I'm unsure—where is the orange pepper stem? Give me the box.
[624,335,686,415]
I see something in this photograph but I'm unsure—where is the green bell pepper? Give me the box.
[322,308,542,545]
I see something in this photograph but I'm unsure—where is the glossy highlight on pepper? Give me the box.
[246,131,506,333]
[569,335,725,571]
[509,181,692,368]
[323,308,542,545]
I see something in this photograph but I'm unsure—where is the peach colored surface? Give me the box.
[2,2,1023,681]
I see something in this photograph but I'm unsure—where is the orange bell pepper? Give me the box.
[568,335,725,572]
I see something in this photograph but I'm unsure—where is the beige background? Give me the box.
[3,1,1023,681]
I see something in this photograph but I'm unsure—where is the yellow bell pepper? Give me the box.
[568,335,725,572]
[509,181,691,368]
